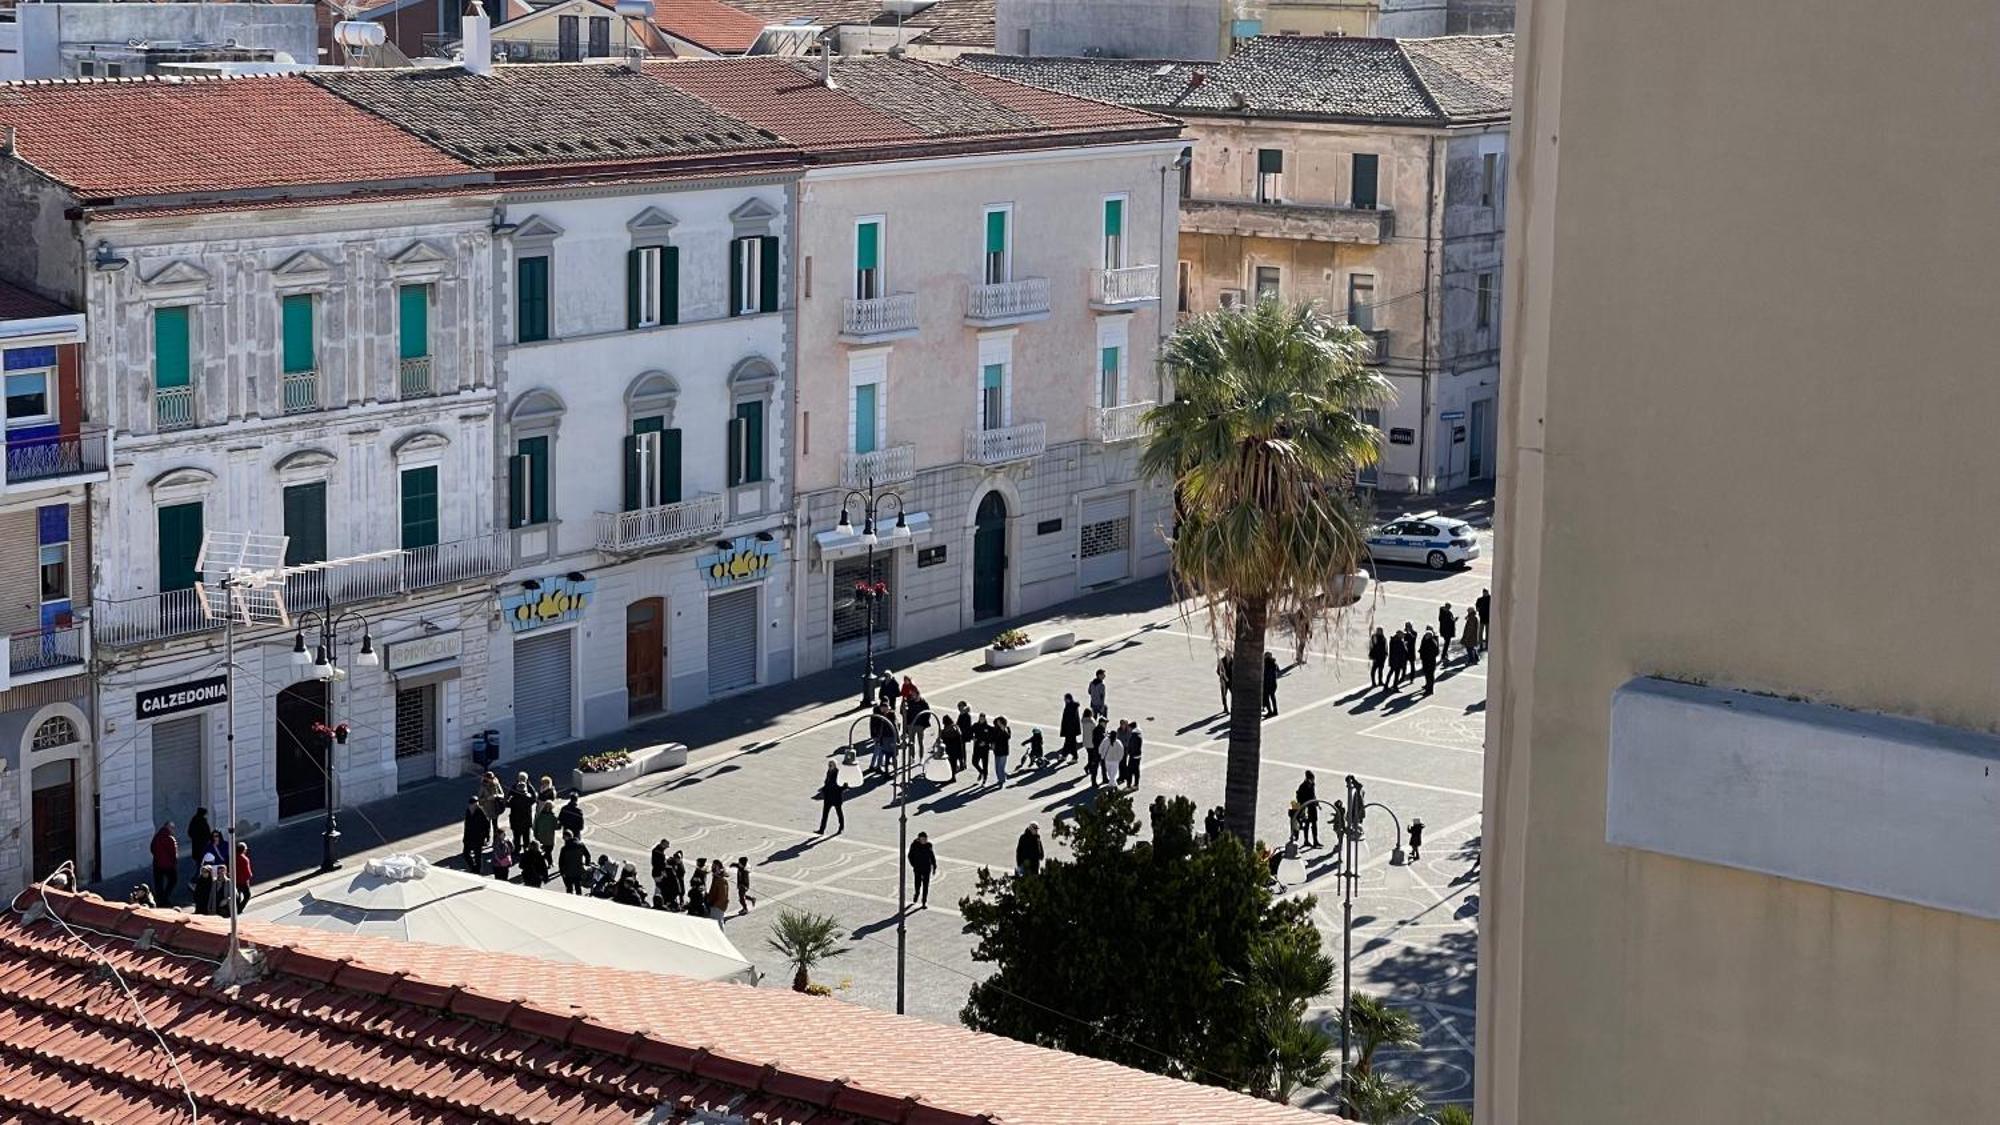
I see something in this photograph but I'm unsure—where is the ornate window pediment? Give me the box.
[627,207,679,240]
[391,430,452,462]
[139,259,210,296]
[729,197,780,238]
[389,239,452,276]
[272,249,336,279]
[511,214,565,244]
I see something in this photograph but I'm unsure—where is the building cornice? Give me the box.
[802,138,1188,183]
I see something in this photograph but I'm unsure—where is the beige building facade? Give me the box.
[1480,2,2000,1123]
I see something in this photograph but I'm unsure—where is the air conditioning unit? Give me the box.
[1218,287,1246,310]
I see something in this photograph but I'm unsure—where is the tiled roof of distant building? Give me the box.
[0,280,73,322]
[0,888,1334,1125]
[725,0,992,47]
[958,34,1514,125]
[651,0,767,53]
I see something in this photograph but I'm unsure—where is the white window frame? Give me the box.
[1346,271,1378,330]
[1101,194,1129,272]
[635,244,663,328]
[1254,264,1282,303]
[854,215,884,301]
[1256,149,1284,204]
[4,368,54,428]
[1481,152,1499,208]
[977,331,1014,431]
[1095,316,1130,409]
[736,238,763,315]
[981,203,1014,286]
[396,457,445,549]
[633,429,665,509]
[39,541,69,605]
[1476,272,1494,329]
[848,350,888,455]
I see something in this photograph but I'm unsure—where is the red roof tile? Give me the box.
[5,889,1333,1125]
[0,280,73,321]
[651,0,766,53]
[0,76,477,201]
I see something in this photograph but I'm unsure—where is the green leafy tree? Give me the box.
[960,792,1336,1099]
[766,909,848,993]
[1141,298,1389,841]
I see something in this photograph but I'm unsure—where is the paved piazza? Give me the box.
[168,508,1492,1111]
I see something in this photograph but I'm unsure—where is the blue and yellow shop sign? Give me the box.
[700,536,781,590]
[501,574,594,633]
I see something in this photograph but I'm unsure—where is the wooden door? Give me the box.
[30,760,77,882]
[626,598,664,717]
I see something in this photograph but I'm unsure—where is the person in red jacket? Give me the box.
[234,842,254,911]
[149,822,179,906]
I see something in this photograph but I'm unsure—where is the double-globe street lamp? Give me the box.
[1276,775,1406,1091]
[834,706,950,1015]
[289,606,377,873]
[832,484,910,708]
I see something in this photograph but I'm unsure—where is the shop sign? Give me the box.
[917,545,947,568]
[501,575,594,634]
[700,536,781,590]
[387,632,462,672]
[1389,427,1416,445]
[137,674,229,720]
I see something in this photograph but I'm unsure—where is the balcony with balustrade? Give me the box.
[1,424,112,495]
[1182,197,1393,245]
[154,385,197,432]
[964,420,1047,466]
[965,277,1051,327]
[8,619,89,686]
[840,293,920,344]
[281,369,321,414]
[1094,401,1156,444]
[593,493,727,554]
[1092,265,1160,310]
[1363,328,1391,365]
[841,444,916,488]
[400,355,435,399]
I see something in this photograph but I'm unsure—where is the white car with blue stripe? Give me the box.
[1366,512,1481,571]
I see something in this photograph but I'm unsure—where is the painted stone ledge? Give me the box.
[983,628,1078,669]
[571,742,690,795]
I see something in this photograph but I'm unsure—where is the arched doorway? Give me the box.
[973,491,1008,621]
[24,710,86,885]
[275,679,328,819]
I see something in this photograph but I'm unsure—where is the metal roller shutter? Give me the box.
[707,588,759,696]
[1079,493,1133,588]
[151,716,203,830]
[513,631,574,751]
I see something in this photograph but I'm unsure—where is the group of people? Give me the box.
[1368,588,1491,696]
[144,809,252,914]
[1215,652,1285,718]
[460,770,583,888]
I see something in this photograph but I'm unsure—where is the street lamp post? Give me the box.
[840,706,950,1016]
[833,483,910,708]
[290,600,377,873]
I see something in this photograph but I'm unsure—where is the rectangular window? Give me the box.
[4,371,50,425]
[157,501,203,593]
[731,236,780,316]
[1352,153,1379,209]
[1178,148,1192,199]
[509,435,549,528]
[1177,261,1191,313]
[853,381,879,454]
[1358,407,1383,485]
[1481,152,1499,207]
[398,284,430,360]
[517,255,550,343]
[728,400,765,485]
[624,417,681,511]
[981,362,1005,431]
[983,207,1010,285]
[39,542,68,603]
[855,220,881,300]
[1477,272,1494,329]
[629,245,664,328]
[400,466,439,551]
[282,482,327,566]
[1100,346,1121,409]
[1102,197,1125,270]
[832,554,891,647]
[558,14,580,60]
[1348,273,1377,330]
[1255,266,1281,302]
[153,306,192,390]
[588,15,610,56]
[1257,148,1284,203]
[281,293,315,374]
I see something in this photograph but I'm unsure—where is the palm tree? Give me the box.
[766,908,849,992]
[1141,298,1389,842]
[1339,1069,1426,1124]
[1344,992,1422,1078]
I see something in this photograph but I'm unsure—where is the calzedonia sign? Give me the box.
[136,674,229,720]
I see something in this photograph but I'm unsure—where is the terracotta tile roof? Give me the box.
[651,0,766,53]
[0,280,73,321]
[958,34,1514,125]
[5,888,1332,1125]
[907,0,994,48]
[0,75,479,201]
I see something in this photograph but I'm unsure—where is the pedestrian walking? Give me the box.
[1086,711,1107,785]
[1059,693,1082,761]
[1216,654,1233,711]
[1419,627,1441,695]
[1461,607,1482,665]
[908,831,937,908]
[477,771,505,838]
[1387,630,1408,689]
[508,773,535,850]
[1295,771,1321,847]
[189,834,219,915]
[1476,588,1492,649]
[1087,669,1107,719]
[462,797,490,873]
[1287,799,1304,846]
[1369,628,1388,687]
[559,793,585,838]
[1125,722,1145,788]
[939,718,966,778]
[1098,725,1125,790]
[868,704,897,774]
[953,702,974,774]
[490,834,515,882]
[1408,818,1425,861]
[686,859,710,916]
[707,864,731,922]
[877,670,899,709]
[1203,806,1224,844]
[1263,653,1281,717]
[150,821,179,906]
[651,839,669,887]
[816,762,846,834]
[1402,623,1419,680]
[234,842,254,911]
[558,832,590,894]
[533,799,558,856]
[519,840,548,887]
[992,716,1012,785]
[665,850,687,910]
[971,712,992,784]
[733,856,757,913]
[1439,604,1458,662]
[1015,823,1044,876]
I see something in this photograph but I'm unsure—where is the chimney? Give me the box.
[463,0,492,76]
[1,126,14,157]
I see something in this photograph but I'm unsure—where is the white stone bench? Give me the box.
[571,741,689,794]
[983,628,1078,669]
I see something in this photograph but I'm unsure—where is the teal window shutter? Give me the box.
[857,222,880,271]
[660,427,681,503]
[726,414,745,486]
[739,400,765,482]
[156,501,203,592]
[282,482,327,566]
[1101,346,1119,408]
[986,210,1006,254]
[507,454,526,528]
[1103,198,1123,237]
[626,248,642,330]
[517,256,549,342]
[622,434,641,512]
[981,363,1004,429]
[661,247,679,325]
[398,285,429,360]
[517,435,549,524]
[400,466,440,550]
[758,236,780,313]
[281,293,314,374]
[1257,148,1284,174]
[153,306,191,390]
[853,382,877,454]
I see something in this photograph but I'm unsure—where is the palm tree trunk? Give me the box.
[1223,595,1270,843]
[793,966,810,992]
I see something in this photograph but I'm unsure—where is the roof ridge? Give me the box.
[1387,39,1448,122]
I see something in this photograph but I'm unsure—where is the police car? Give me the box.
[1366,512,1481,571]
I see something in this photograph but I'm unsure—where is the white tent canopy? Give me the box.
[243,854,758,985]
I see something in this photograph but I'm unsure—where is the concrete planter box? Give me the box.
[982,628,1077,669]
[571,742,688,794]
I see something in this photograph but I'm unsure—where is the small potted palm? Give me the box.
[767,908,849,994]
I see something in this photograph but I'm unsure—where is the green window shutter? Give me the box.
[626,248,642,330]
[622,434,641,512]
[726,415,745,486]
[1101,347,1120,407]
[153,306,191,389]
[282,483,327,566]
[856,222,879,272]
[728,239,744,318]
[400,466,440,550]
[518,256,549,342]
[853,382,877,455]
[659,427,681,503]
[398,285,429,360]
[1258,148,1283,174]
[661,247,679,325]
[1103,199,1123,237]
[281,294,315,374]
[986,210,1006,254]
[157,501,202,592]
[741,399,765,482]
[759,236,780,313]
[507,454,526,528]
[518,435,549,525]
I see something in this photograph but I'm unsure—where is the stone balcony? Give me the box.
[842,444,916,488]
[1094,401,1156,444]
[964,421,1047,466]
[966,277,1051,326]
[593,493,728,554]
[1183,197,1393,245]
[1093,265,1159,309]
[840,293,920,343]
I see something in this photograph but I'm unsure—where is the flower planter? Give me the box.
[982,628,1078,669]
[570,741,689,794]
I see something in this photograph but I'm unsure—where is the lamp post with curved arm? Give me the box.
[288,605,377,874]
[837,707,950,1015]
[833,485,910,708]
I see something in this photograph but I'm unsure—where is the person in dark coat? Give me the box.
[1387,630,1408,689]
[650,838,669,887]
[507,774,535,850]
[868,704,897,775]
[1058,694,1082,761]
[1203,806,1223,844]
[1438,604,1458,662]
[1369,628,1388,687]
[461,797,490,874]
[1419,627,1441,695]
[1086,712,1108,785]
[953,702,974,775]
[1402,623,1419,680]
[939,719,965,778]
[1216,654,1233,712]
[1124,722,1145,788]
[1024,726,1045,768]
[908,831,938,908]
[1461,607,1483,665]
[877,670,899,709]
[1262,653,1281,717]
[1015,823,1044,876]
[150,821,179,905]
[664,850,687,910]
[1295,772,1321,847]
[1476,588,1492,650]
[686,859,710,916]
[816,763,846,834]
[558,794,585,838]
[970,713,992,784]
[1408,818,1425,861]
[185,807,212,892]
[558,832,591,894]
[519,840,549,887]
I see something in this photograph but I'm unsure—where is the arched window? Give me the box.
[31,716,80,752]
